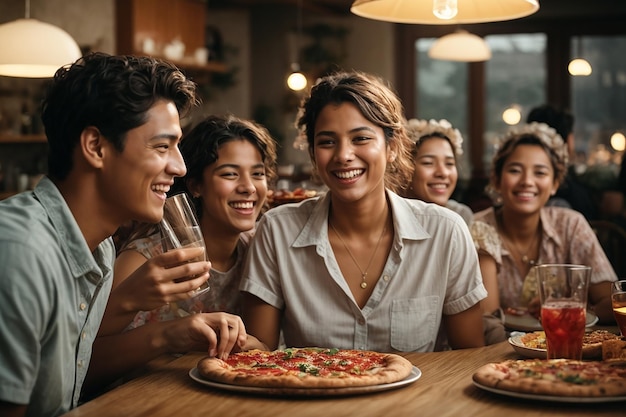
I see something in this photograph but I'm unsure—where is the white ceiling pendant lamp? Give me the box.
[0,0,82,78]
[351,0,539,24]
[428,30,491,62]
[286,0,307,91]
[568,37,592,77]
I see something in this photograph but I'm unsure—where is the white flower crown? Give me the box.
[406,118,464,157]
[498,122,568,166]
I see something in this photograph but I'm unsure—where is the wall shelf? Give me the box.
[0,134,47,144]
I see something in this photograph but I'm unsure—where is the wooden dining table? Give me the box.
[62,336,625,417]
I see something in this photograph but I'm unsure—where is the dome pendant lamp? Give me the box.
[428,30,491,62]
[0,0,82,78]
[351,0,539,25]
[568,37,592,76]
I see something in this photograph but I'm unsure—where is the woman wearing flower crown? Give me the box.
[402,118,472,225]
[470,122,616,323]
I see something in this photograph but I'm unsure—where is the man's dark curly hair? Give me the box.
[41,52,199,180]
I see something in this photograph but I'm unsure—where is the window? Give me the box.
[484,33,546,170]
[571,36,626,169]
[415,38,470,180]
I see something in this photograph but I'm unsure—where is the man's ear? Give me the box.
[80,126,105,169]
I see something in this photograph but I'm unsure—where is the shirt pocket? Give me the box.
[390,296,439,351]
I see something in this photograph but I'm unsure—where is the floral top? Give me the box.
[470,206,616,310]
[123,231,251,330]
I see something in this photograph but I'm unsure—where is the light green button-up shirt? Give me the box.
[0,177,114,417]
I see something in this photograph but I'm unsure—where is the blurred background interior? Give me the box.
[0,0,625,228]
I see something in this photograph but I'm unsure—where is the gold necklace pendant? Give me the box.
[330,221,386,290]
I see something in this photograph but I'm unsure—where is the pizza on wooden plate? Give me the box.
[518,330,621,359]
[197,347,414,388]
[473,358,626,398]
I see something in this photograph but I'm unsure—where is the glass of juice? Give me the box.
[161,193,210,296]
[611,280,626,336]
[536,264,591,360]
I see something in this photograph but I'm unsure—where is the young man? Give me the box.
[0,53,247,417]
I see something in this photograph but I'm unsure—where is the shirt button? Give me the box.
[383,275,390,282]
[81,331,87,340]
[77,360,84,368]
[79,303,86,311]
[358,318,365,325]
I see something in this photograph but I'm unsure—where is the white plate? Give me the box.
[473,380,626,403]
[508,335,547,359]
[189,365,421,397]
[503,311,598,332]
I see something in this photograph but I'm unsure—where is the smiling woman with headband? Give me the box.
[470,122,616,324]
[402,118,472,225]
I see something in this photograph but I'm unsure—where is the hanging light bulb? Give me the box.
[433,0,458,20]
[0,0,81,78]
[287,63,307,91]
[286,0,307,91]
[610,132,626,152]
[502,105,522,125]
[568,37,592,77]
[568,59,592,76]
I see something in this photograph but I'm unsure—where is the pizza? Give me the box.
[603,338,626,361]
[473,358,626,397]
[519,330,621,359]
[197,347,414,388]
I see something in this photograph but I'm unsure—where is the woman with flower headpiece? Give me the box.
[470,122,617,324]
[402,119,472,225]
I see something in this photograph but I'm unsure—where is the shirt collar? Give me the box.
[292,190,431,249]
[33,176,113,280]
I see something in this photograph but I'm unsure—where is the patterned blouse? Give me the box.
[122,231,251,330]
[470,206,616,310]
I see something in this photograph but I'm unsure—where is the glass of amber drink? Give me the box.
[611,280,626,336]
[161,193,210,296]
[537,264,591,360]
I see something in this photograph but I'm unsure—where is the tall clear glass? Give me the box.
[537,264,591,360]
[160,193,209,296]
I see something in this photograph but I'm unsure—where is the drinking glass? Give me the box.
[611,280,626,336]
[536,264,591,360]
[160,193,209,296]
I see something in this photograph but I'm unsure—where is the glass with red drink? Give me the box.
[611,280,626,336]
[536,264,591,360]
